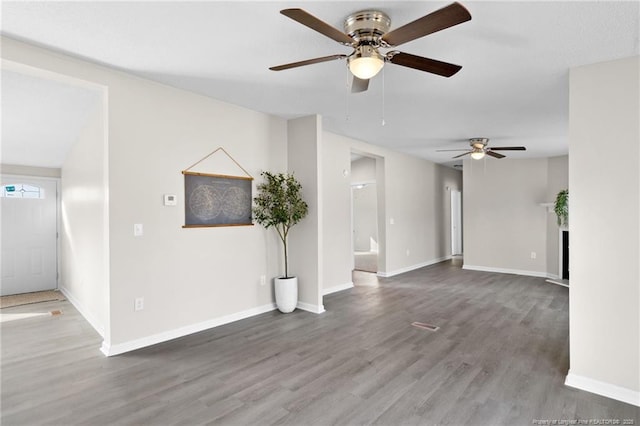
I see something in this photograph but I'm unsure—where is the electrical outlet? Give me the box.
[390,218,395,225]
[134,224,143,237]
[406,249,411,256]
[260,275,266,286]
[134,297,144,311]
[531,251,537,259]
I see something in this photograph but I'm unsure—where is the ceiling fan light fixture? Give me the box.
[470,149,485,160]
[348,45,384,80]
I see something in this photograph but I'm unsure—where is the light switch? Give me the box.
[134,224,143,237]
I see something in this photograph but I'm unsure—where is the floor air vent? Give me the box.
[411,322,439,331]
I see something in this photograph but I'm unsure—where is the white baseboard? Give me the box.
[377,256,451,278]
[565,371,640,407]
[322,282,354,295]
[101,303,277,357]
[58,286,105,338]
[296,301,325,314]
[462,264,550,278]
[546,278,569,288]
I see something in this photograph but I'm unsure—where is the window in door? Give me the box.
[1,183,45,199]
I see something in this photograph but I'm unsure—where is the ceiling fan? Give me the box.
[438,138,527,160]
[270,2,472,93]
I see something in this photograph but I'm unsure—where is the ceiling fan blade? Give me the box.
[436,149,470,152]
[270,54,347,71]
[453,151,471,159]
[281,9,353,45]
[488,146,527,151]
[486,151,506,159]
[351,76,369,93]
[388,52,462,77]
[382,2,472,47]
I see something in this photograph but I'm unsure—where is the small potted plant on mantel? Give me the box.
[253,171,308,313]
[554,189,569,228]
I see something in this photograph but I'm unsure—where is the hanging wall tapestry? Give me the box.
[182,148,253,228]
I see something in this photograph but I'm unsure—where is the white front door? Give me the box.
[1,176,58,296]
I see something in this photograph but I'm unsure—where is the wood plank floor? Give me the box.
[2,261,638,425]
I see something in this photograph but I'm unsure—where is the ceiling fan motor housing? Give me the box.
[344,10,391,44]
[470,137,489,149]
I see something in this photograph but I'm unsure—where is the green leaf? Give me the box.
[253,171,309,277]
[554,189,569,227]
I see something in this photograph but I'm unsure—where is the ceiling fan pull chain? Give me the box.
[381,67,386,126]
[345,66,351,121]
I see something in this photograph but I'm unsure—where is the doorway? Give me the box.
[450,189,462,256]
[351,154,378,273]
[1,176,59,296]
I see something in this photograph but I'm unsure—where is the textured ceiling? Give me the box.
[1,1,638,166]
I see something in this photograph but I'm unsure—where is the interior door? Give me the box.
[451,190,462,255]
[1,176,58,296]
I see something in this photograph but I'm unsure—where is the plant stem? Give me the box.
[283,224,289,278]
[283,236,288,278]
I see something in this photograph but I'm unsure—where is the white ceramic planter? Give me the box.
[274,277,298,313]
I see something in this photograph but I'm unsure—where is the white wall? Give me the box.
[321,133,352,294]
[322,132,462,282]
[60,99,108,337]
[2,37,288,353]
[566,56,639,405]
[287,116,324,313]
[463,157,565,277]
[351,156,376,183]
[106,77,287,351]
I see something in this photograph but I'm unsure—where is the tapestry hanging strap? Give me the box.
[182,147,253,179]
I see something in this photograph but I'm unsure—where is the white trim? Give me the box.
[545,278,569,288]
[100,85,111,346]
[100,303,277,356]
[59,286,105,338]
[296,301,325,314]
[1,58,107,92]
[377,256,451,278]
[323,282,354,295]
[565,371,640,407]
[462,264,551,278]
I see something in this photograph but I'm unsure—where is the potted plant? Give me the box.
[554,189,569,228]
[253,171,308,313]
